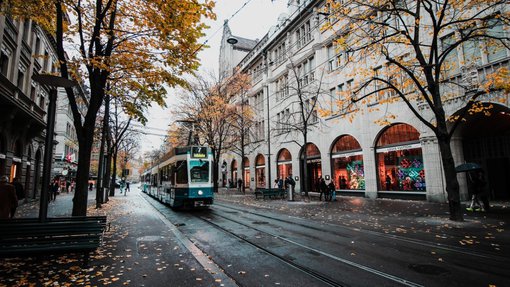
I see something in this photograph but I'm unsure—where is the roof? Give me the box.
[232,36,258,51]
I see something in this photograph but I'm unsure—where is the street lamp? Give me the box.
[32,74,76,222]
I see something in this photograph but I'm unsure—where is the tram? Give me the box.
[141,146,214,208]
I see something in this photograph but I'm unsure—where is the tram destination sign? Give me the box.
[191,146,207,158]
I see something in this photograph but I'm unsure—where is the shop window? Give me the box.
[331,135,365,190]
[300,143,322,192]
[243,157,250,188]
[277,148,292,180]
[376,124,425,192]
[255,154,265,188]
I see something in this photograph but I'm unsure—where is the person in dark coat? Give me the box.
[11,177,25,200]
[0,176,18,218]
[467,171,487,212]
[318,177,328,201]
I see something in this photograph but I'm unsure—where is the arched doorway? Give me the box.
[277,149,292,180]
[300,143,322,193]
[375,123,426,193]
[230,159,237,187]
[243,157,250,190]
[456,104,510,200]
[33,149,42,199]
[331,135,364,191]
[255,154,265,188]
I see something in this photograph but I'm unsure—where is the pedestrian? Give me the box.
[467,170,488,212]
[0,176,18,219]
[126,181,130,193]
[70,179,75,193]
[328,180,336,201]
[51,179,59,201]
[237,178,243,193]
[66,179,71,193]
[277,177,283,189]
[318,177,328,201]
[89,182,93,191]
[286,175,296,195]
[273,178,279,188]
[11,177,25,201]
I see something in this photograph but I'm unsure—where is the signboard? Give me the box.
[191,147,207,158]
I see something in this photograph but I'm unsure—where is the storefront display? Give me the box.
[300,143,322,192]
[277,149,292,180]
[331,135,365,190]
[376,124,426,192]
[255,154,265,188]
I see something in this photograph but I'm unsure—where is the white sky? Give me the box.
[139,0,288,154]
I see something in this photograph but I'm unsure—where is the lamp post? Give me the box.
[32,74,76,222]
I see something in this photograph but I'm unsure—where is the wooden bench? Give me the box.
[0,216,107,266]
[255,188,286,199]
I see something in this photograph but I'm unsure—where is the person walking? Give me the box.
[467,170,486,212]
[328,180,336,202]
[0,176,18,219]
[237,178,243,193]
[318,177,327,201]
[51,179,59,201]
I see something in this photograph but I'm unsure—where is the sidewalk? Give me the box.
[1,189,223,287]
[215,187,510,257]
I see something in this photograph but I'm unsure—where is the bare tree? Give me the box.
[272,58,329,197]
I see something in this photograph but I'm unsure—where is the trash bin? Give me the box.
[287,186,293,201]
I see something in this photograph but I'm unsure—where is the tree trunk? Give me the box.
[302,131,308,197]
[104,149,112,202]
[110,148,118,196]
[437,135,464,221]
[212,149,219,193]
[72,134,93,216]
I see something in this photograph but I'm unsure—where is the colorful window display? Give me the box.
[376,124,426,192]
[255,154,266,188]
[331,135,365,190]
[277,148,292,180]
[243,157,250,189]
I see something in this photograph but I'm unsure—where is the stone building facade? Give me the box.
[219,0,510,203]
[0,16,60,199]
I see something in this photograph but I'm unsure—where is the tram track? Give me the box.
[214,202,509,263]
[198,209,425,287]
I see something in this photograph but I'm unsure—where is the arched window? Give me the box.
[243,157,250,189]
[255,154,265,188]
[376,123,425,192]
[277,148,292,180]
[331,135,364,190]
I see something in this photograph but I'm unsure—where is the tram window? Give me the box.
[176,161,188,184]
[189,159,209,183]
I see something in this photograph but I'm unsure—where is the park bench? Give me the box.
[0,216,107,265]
[254,188,286,199]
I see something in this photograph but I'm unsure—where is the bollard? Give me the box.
[287,186,294,201]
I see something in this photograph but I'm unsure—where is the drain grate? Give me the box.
[408,264,450,275]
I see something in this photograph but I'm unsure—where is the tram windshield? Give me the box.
[189,159,210,183]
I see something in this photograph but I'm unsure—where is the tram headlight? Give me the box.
[198,190,203,196]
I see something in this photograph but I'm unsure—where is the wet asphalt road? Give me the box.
[141,191,510,287]
[3,184,509,287]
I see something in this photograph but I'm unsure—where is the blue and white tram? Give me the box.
[143,146,214,208]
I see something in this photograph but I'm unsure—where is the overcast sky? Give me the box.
[138,0,288,154]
